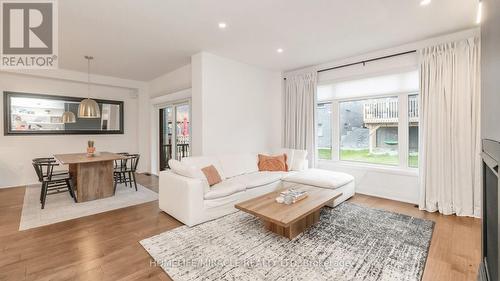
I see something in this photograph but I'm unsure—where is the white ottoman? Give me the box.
[282,168,355,207]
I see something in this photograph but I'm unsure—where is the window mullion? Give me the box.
[398,94,409,168]
[332,101,340,161]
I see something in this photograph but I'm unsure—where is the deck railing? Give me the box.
[408,95,419,122]
[363,96,419,124]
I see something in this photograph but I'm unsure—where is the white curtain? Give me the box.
[284,72,318,166]
[419,37,482,217]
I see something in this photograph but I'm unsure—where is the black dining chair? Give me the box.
[32,157,70,177]
[113,154,140,193]
[32,158,77,209]
[114,152,129,185]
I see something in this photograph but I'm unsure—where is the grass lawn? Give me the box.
[409,155,419,168]
[340,149,399,165]
[318,148,419,167]
[318,148,332,160]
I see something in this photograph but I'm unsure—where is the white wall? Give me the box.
[191,54,203,156]
[318,162,419,203]
[149,64,191,98]
[285,28,480,79]
[137,85,151,174]
[0,72,143,188]
[191,52,282,156]
[318,52,418,85]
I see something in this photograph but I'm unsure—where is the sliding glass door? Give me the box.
[159,102,191,171]
[159,106,173,171]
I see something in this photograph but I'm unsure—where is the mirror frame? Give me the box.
[3,91,124,135]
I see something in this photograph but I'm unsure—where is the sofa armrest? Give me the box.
[158,170,208,226]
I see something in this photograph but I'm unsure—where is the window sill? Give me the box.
[317,159,419,177]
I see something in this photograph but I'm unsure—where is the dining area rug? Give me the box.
[140,203,434,281]
[19,183,158,230]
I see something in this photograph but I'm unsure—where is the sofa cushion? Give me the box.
[258,154,288,172]
[168,159,205,179]
[204,181,246,200]
[201,165,222,186]
[272,148,308,171]
[228,171,284,189]
[272,148,294,169]
[290,149,308,171]
[282,168,354,189]
[218,153,259,178]
[181,156,226,179]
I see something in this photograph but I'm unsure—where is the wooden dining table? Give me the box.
[54,152,127,202]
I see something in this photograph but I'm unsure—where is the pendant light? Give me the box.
[78,55,101,118]
[61,98,76,123]
[61,111,76,123]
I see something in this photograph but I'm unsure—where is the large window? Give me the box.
[316,70,419,169]
[317,102,332,159]
[339,96,399,166]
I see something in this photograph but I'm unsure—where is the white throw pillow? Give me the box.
[181,156,226,179]
[272,148,295,170]
[290,149,308,171]
[168,159,204,179]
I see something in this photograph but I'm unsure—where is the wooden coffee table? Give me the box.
[235,185,342,239]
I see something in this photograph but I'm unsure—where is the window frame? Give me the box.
[316,101,333,160]
[316,91,419,172]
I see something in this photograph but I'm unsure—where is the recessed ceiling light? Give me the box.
[476,1,483,24]
[218,22,227,29]
[276,48,284,53]
[420,0,431,6]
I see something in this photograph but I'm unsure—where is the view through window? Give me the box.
[408,94,419,167]
[317,102,332,159]
[316,69,419,168]
[339,97,399,166]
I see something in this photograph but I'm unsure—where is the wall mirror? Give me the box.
[3,92,124,135]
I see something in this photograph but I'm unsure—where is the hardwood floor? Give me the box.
[0,174,480,281]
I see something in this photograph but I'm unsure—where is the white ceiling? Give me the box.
[58,0,478,81]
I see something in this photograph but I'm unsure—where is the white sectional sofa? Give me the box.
[159,149,355,227]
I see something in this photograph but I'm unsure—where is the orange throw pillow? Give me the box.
[258,154,288,172]
[201,165,222,186]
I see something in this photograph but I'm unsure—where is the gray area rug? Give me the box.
[141,203,434,281]
[20,183,158,230]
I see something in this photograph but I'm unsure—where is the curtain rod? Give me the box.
[283,50,417,80]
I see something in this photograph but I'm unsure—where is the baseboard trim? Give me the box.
[0,182,38,189]
[354,190,418,205]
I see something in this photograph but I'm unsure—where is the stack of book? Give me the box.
[277,188,309,204]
